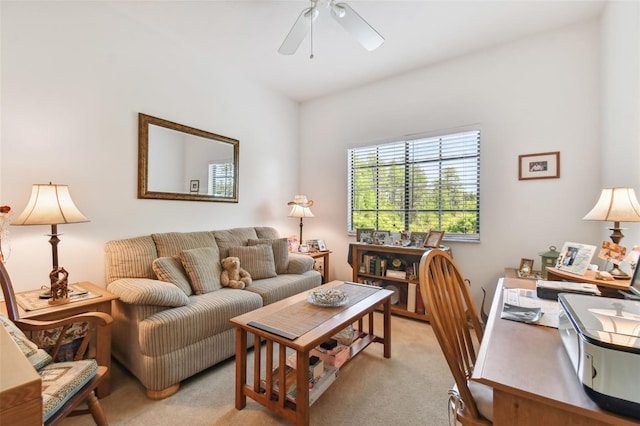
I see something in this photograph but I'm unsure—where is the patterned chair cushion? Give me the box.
[0,313,52,370]
[180,247,222,294]
[247,238,289,274]
[152,256,193,296]
[29,321,90,362]
[228,244,277,280]
[41,359,98,422]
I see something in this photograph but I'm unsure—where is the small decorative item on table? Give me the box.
[308,288,348,307]
[48,267,70,305]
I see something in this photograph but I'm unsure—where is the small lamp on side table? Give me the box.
[583,187,640,278]
[288,195,314,250]
[11,183,89,304]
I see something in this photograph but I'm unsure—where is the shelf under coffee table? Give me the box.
[230,280,393,426]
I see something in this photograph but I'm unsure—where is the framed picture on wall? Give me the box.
[190,180,200,193]
[518,151,560,180]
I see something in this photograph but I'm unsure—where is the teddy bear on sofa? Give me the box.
[220,256,252,289]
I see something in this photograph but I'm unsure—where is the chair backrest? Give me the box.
[0,261,20,321]
[419,249,485,421]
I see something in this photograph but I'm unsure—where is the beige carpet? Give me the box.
[64,313,453,425]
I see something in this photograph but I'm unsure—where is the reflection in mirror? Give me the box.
[138,113,239,202]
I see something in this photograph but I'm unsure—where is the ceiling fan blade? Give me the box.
[330,2,384,51]
[278,7,319,55]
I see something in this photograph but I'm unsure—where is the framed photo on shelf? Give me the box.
[373,230,390,244]
[519,258,534,273]
[424,230,445,248]
[518,151,560,180]
[410,232,428,247]
[317,239,328,251]
[356,228,375,244]
[556,241,596,276]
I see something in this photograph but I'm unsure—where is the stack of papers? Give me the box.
[501,288,560,328]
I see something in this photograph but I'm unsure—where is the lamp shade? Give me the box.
[288,195,314,218]
[583,187,640,223]
[12,183,89,226]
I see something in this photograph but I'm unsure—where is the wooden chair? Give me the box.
[419,249,493,425]
[0,261,111,425]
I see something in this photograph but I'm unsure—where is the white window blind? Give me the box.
[208,162,235,197]
[348,129,480,242]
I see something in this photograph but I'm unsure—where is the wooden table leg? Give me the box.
[383,300,391,358]
[94,301,112,398]
[235,328,247,409]
[295,350,310,426]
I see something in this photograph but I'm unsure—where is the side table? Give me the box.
[303,251,331,283]
[1,281,118,398]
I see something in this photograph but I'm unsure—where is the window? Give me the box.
[208,162,235,197]
[348,129,480,242]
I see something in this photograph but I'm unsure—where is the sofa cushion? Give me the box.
[245,272,321,305]
[138,289,263,356]
[108,278,190,307]
[180,247,222,294]
[152,231,218,258]
[40,359,98,422]
[104,236,157,284]
[287,252,316,274]
[0,314,52,370]
[214,227,259,258]
[247,238,289,274]
[152,256,193,296]
[255,226,280,239]
[228,244,277,280]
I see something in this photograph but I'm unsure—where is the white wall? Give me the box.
[0,2,301,291]
[300,19,603,306]
[600,1,640,255]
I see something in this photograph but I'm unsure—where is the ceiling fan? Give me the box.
[278,0,384,57]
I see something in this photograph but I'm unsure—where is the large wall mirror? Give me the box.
[138,113,239,202]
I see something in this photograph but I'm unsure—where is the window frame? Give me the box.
[347,127,481,243]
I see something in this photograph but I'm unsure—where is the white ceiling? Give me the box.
[109,1,606,102]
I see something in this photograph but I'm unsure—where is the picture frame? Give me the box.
[189,179,200,193]
[299,244,309,253]
[410,232,428,247]
[373,230,390,245]
[518,151,560,180]
[556,241,596,276]
[356,228,375,244]
[306,239,319,252]
[424,230,445,248]
[519,258,534,273]
[317,239,328,251]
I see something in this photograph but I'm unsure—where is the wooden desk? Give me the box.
[0,323,42,425]
[545,267,631,298]
[1,282,118,398]
[472,275,639,426]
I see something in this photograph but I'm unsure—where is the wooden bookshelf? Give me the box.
[349,243,446,322]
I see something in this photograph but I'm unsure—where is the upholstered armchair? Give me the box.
[0,261,112,425]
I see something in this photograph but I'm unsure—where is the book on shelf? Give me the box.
[311,344,351,369]
[286,352,324,381]
[407,282,417,312]
[386,269,406,279]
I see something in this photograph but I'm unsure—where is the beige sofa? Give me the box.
[104,226,321,399]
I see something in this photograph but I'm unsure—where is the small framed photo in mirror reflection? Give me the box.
[190,180,200,193]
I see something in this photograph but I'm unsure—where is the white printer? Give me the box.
[558,292,640,420]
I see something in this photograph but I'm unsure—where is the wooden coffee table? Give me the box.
[230,280,393,426]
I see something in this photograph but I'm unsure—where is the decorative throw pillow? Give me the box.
[152,256,193,296]
[247,238,289,274]
[228,245,277,280]
[152,231,218,258]
[214,228,259,258]
[180,246,222,294]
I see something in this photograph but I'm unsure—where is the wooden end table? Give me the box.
[1,281,118,397]
[230,280,392,426]
[304,251,331,283]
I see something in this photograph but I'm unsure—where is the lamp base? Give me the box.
[608,265,630,279]
[49,266,71,304]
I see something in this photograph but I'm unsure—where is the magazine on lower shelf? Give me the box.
[263,365,339,406]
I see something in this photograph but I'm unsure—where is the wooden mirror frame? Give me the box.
[138,113,239,202]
